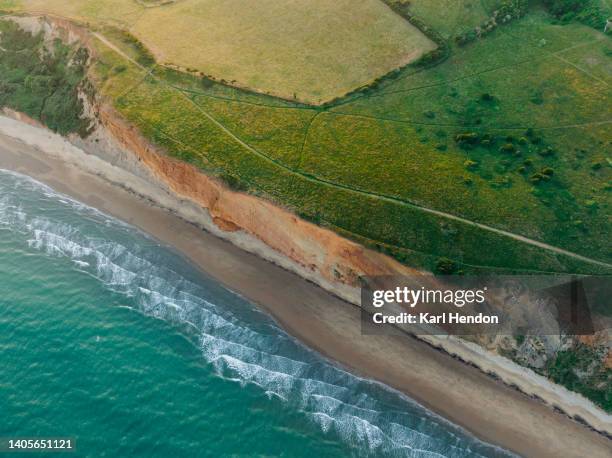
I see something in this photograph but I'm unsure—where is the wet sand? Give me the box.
[0,133,610,458]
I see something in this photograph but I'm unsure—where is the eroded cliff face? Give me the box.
[4,14,612,432]
[7,14,93,49]
[3,13,422,303]
[97,104,421,303]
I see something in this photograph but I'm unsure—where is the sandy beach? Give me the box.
[0,123,610,457]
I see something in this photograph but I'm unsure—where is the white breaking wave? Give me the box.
[0,169,515,458]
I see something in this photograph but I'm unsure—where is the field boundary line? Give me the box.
[176,86,316,112]
[92,32,612,270]
[325,110,612,131]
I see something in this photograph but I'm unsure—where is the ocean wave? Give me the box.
[0,169,514,457]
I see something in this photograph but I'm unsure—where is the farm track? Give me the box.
[296,111,323,170]
[92,33,612,270]
[506,30,610,87]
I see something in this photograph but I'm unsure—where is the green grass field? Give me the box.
[3,0,611,412]
[9,0,436,104]
[1,1,610,275]
[401,0,493,38]
[84,6,611,275]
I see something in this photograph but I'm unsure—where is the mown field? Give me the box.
[0,1,610,276]
[6,0,435,104]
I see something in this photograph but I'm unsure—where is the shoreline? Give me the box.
[0,117,610,457]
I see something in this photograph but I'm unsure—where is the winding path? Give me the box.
[92,32,612,270]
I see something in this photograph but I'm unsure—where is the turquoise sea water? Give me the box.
[0,169,514,457]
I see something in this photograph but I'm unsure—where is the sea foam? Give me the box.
[0,169,515,457]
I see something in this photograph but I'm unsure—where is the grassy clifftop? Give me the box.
[0,3,610,276]
[90,9,610,275]
[0,4,610,410]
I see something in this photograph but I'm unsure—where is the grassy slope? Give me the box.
[12,0,436,104]
[403,0,492,38]
[88,22,612,409]
[319,11,611,262]
[87,9,610,275]
[2,3,610,410]
[1,2,610,275]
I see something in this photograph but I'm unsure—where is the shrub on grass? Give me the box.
[200,76,214,89]
[538,147,555,157]
[455,0,529,46]
[219,172,248,191]
[530,171,552,183]
[455,132,480,147]
[544,0,608,30]
[464,159,479,170]
[542,167,554,176]
[435,257,458,274]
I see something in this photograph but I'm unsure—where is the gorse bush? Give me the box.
[544,0,610,29]
[547,343,612,412]
[455,0,529,46]
[0,20,91,136]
